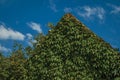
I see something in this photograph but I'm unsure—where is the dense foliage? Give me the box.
[0,13,120,80]
[26,14,120,80]
[0,43,27,80]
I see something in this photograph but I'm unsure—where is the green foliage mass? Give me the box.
[26,13,120,80]
[0,13,120,80]
[0,53,10,80]
[0,43,27,80]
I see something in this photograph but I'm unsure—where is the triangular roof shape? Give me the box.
[27,13,120,80]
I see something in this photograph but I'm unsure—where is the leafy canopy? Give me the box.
[26,13,120,80]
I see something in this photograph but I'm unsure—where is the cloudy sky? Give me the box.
[0,0,120,56]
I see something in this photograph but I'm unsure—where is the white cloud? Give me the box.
[0,44,11,52]
[107,4,120,14]
[26,33,33,40]
[27,22,42,33]
[49,0,58,12]
[0,24,25,40]
[75,6,105,20]
[27,39,37,47]
[26,33,37,46]
[64,8,72,13]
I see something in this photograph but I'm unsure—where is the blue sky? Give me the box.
[0,0,120,56]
